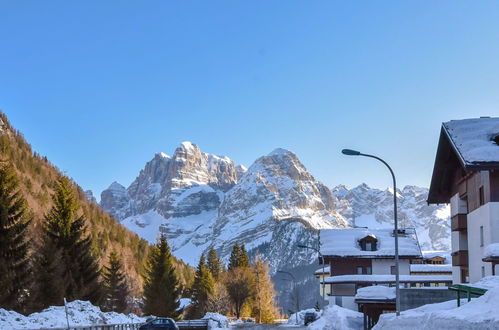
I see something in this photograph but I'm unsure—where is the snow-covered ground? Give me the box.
[285,306,362,330]
[0,300,147,329]
[374,277,499,330]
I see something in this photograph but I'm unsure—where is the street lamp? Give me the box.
[297,244,326,308]
[341,149,400,316]
[277,270,299,324]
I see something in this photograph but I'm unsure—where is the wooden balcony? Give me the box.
[452,250,469,267]
[451,214,467,231]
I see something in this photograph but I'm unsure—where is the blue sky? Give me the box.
[2,1,499,199]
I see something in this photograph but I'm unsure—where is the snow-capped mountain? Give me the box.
[101,143,348,267]
[331,184,451,251]
[101,142,450,269]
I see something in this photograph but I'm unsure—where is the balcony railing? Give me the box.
[451,214,467,231]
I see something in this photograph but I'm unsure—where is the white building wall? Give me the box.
[467,202,499,283]
[372,259,410,275]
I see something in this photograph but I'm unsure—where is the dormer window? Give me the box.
[359,235,378,251]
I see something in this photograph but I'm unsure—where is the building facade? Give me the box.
[428,117,499,283]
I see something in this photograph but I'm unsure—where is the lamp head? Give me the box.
[342,149,361,156]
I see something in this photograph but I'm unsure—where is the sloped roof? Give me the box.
[428,117,499,204]
[410,264,452,273]
[320,228,422,258]
[444,118,499,167]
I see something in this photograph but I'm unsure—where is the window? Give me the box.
[482,266,485,278]
[357,267,363,274]
[480,226,484,247]
[390,266,396,275]
[359,235,377,251]
[366,267,372,275]
[479,186,485,206]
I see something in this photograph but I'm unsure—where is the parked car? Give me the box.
[304,312,317,325]
[139,318,179,330]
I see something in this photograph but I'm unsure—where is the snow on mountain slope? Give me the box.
[101,144,348,266]
[332,184,451,251]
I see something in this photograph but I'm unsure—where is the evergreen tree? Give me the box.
[251,255,278,323]
[42,177,102,304]
[102,250,129,313]
[228,243,241,271]
[0,162,31,312]
[239,244,250,268]
[206,248,222,280]
[29,239,65,312]
[143,235,181,319]
[188,254,215,319]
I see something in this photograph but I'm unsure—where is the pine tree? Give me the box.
[143,235,181,319]
[102,250,129,313]
[239,244,250,268]
[188,254,215,319]
[228,243,241,271]
[42,177,102,304]
[251,255,278,323]
[0,162,31,312]
[29,239,65,312]
[207,248,222,280]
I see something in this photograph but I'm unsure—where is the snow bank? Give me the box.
[202,312,229,329]
[355,286,395,300]
[307,305,363,330]
[484,243,499,258]
[469,275,499,290]
[285,308,321,326]
[0,300,146,329]
[374,287,499,329]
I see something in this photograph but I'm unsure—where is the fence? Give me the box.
[22,323,144,330]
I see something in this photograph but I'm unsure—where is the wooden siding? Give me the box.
[324,257,372,276]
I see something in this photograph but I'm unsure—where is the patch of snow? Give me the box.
[444,117,499,164]
[410,264,452,273]
[202,312,229,329]
[314,266,331,275]
[321,228,422,258]
[484,243,499,258]
[355,286,396,300]
[307,305,363,330]
[469,275,499,290]
[285,309,320,326]
[375,287,499,329]
[422,250,451,263]
[0,300,146,329]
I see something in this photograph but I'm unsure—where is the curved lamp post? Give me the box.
[341,149,400,316]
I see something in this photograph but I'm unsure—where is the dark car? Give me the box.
[139,318,179,330]
[304,312,317,326]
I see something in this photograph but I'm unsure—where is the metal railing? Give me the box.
[21,323,144,330]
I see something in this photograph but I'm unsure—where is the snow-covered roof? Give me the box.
[410,264,452,273]
[483,243,499,258]
[355,286,396,300]
[323,274,452,284]
[320,228,422,258]
[444,118,499,166]
[422,250,451,262]
[314,266,331,275]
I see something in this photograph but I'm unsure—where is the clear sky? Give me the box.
[2,1,499,200]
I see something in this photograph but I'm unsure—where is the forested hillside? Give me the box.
[0,112,194,295]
